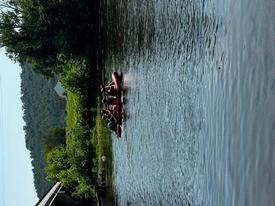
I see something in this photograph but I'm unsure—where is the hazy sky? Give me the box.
[0,48,38,205]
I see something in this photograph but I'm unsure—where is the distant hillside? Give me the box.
[20,64,65,198]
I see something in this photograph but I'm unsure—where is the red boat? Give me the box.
[111,72,123,137]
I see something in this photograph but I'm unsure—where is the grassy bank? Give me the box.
[33,0,115,202]
[49,58,114,203]
[93,110,113,184]
[92,109,114,204]
[64,92,114,203]
[0,0,115,203]
[49,90,96,200]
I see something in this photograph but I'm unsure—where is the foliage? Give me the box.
[43,127,66,154]
[45,91,97,200]
[0,0,100,76]
[7,0,104,201]
[45,146,70,182]
[60,58,92,96]
[92,111,112,180]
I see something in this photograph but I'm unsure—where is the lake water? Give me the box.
[103,0,275,205]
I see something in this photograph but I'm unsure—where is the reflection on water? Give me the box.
[104,0,275,205]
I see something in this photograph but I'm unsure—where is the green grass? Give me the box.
[92,109,114,204]
[53,91,98,199]
[65,91,83,148]
[65,92,114,200]
[93,109,113,184]
[44,56,114,202]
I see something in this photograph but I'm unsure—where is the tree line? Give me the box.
[1,0,103,201]
[0,0,101,76]
[21,65,66,197]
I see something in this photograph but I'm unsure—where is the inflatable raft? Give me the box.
[111,72,123,137]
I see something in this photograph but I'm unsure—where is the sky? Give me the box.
[0,48,38,206]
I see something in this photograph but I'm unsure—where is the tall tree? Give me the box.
[0,0,100,76]
[43,127,66,154]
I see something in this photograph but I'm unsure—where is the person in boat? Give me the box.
[101,109,117,132]
[100,82,117,96]
[107,120,117,132]
[102,97,117,105]
[101,109,117,122]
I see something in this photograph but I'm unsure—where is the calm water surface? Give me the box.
[104,0,275,205]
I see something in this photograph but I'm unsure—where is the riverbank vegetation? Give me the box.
[93,112,113,181]
[0,0,101,76]
[44,61,114,200]
[45,89,97,200]
[92,110,114,204]
[44,88,113,200]
[0,0,114,203]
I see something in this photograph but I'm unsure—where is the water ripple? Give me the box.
[104,0,275,205]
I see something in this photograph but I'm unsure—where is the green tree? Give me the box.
[60,59,92,95]
[0,0,100,76]
[0,0,60,76]
[45,146,70,182]
[45,146,96,199]
[43,127,66,154]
